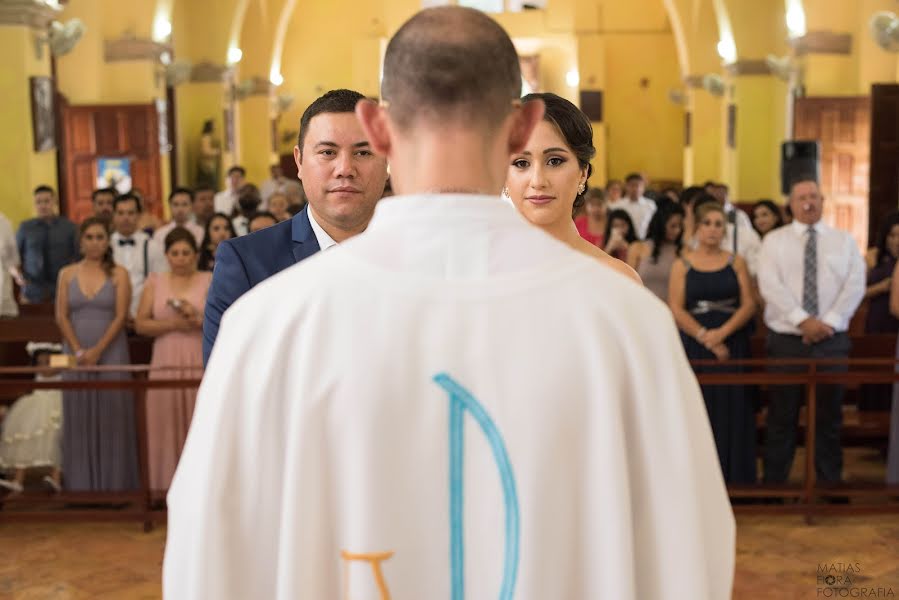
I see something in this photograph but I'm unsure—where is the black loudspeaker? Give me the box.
[780,140,820,195]
[579,90,603,122]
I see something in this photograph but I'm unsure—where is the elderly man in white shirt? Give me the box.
[758,178,865,486]
[608,172,656,239]
[164,7,735,600]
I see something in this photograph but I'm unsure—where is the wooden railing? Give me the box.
[0,366,197,530]
[0,360,898,527]
[690,357,899,520]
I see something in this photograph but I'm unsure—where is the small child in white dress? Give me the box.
[0,342,64,494]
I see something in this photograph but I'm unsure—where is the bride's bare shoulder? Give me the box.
[575,240,643,284]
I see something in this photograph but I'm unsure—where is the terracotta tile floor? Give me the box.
[2,447,898,599]
[2,515,897,599]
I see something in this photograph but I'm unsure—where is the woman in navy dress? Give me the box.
[861,213,899,410]
[669,201,758,484]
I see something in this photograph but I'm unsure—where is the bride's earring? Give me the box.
[502,187,510,198]
[577,183,586,195]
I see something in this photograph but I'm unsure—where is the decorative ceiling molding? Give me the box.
[725,60,772,76]
[0,0,61,28]
[790,31,852,56]
[190,61,231,83]
[104,37,171,63]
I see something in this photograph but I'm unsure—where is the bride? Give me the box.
[505,93,641,283]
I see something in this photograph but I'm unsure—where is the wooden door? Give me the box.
[869,84,899,247]
[59,103,162,223]
[794,97,871,252]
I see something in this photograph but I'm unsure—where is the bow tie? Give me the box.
[118,238,136,246]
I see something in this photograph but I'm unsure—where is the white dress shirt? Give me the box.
[214,189,238,215]
[307,206,338,250]
[231,216,249,237]
[609,195,656,239]
[111,230,158,316]
[723,220,761,276]
[259,177,285,208]
[758,220,865,334]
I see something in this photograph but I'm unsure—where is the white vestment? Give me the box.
[164,195,735,600]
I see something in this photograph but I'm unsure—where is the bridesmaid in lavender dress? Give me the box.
[136,227,211,493]
[55,218,139,491]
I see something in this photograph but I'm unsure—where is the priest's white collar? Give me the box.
[370,193,515,226]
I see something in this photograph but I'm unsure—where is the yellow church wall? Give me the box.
[577,32,606,185]
[677,0,726,187]
[601,0,670,32]
[237,95,272,186]
[351,37,383,99]
[801,0,865,96]
[175,82,227,188]
[277,1,386,154]
[603,31,684,183]
[236,4,274,185]
[171,0,240,190]
[856,0,898,93]
[53,0,171,208]
[721,0,788,200]
[173,0,237,62]
[271,0,683,188]
[732,75,788,201]
[57,0,163,105]
[795,0,899,96]
[0,26,57,227]
[690,91,724,186]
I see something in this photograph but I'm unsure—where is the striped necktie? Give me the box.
[802,226,818,316]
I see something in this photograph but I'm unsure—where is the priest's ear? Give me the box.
[356,99,392,157]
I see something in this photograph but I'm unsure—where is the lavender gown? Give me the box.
[62,276,139,491]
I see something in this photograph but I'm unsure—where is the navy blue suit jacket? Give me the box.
[202,206,320,365]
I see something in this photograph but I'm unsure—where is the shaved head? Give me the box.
[382,6,521,131]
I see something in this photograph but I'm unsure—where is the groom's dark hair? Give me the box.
[297,89,367,154]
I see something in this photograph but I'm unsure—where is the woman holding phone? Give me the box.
[135,227,211,494]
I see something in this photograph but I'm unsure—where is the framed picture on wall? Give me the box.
[30,76,56,152]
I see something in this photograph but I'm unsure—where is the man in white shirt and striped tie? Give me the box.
[758,177,865,486]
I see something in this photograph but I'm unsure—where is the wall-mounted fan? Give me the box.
[233,79,256,101]
[274,93,294,113]
[35,19,86,59]
[701,73,726,97]
[667,88,688,106]
[165,61,193,86]
[870,11,899,51]
[765,54,801,82]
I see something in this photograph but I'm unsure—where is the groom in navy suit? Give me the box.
[203,89,390,364]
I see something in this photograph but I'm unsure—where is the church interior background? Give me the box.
[1,0,899,597]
